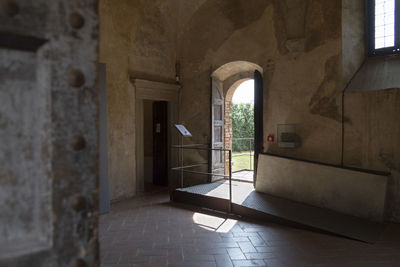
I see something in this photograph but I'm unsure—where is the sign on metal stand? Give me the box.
[172,124,233,213]
[174,125,192,188]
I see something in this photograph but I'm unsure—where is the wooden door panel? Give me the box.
[210,78,225,181]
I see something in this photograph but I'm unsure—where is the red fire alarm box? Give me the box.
[267,135,274,142]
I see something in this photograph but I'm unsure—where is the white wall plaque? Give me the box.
[175,124,192,137]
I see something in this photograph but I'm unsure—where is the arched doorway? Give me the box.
[210,61,263,185]
[226,79,254,182]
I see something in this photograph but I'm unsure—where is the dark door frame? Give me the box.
[153,101,169,186]
[253,70,263,186]
[132,78,180,194]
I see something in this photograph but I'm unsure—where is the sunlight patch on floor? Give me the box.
[192,212,238,233]
[201,180,254,204]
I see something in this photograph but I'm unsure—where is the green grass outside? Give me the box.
[232,151,254,172]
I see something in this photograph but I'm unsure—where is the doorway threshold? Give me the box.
[231,170,253,183]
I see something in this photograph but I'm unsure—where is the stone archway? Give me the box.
[224,78,252,174]
[211,61,263,176]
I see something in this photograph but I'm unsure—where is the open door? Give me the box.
[253,70,263,184]
[209,78,225,182]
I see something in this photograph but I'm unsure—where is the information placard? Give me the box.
[175,124,192,137]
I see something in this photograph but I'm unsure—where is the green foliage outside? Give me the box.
[231,103,254,152]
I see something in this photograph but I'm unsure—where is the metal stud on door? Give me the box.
[0,0,99,266]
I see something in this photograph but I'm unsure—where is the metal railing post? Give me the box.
[171,145,234,205]
[249,139,251,170]
[180,135,183,188]
[251,139,253,170]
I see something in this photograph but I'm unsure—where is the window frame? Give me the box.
[367,0,400,56]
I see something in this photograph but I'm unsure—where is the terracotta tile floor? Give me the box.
[100,191,400,267]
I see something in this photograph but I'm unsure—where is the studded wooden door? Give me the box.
[0,1,99,266]
[209,77,225,182]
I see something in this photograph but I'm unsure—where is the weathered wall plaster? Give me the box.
[342,0,400,222]
[99,0,400,222]
[342,0,365,86]
[344,89,400,221]
[100,0,343,194]
[256,154,388,221]
[99,0,138,201]
[179,0,342,172]
[99,0,178,201]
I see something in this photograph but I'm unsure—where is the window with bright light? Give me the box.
[369,0,400,55]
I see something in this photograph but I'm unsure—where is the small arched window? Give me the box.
[368,0,400,56]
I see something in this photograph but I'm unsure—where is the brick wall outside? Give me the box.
[225,100,233,174]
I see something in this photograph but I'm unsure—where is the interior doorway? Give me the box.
[133,78,180,195]
[143,100,169,188]
[153,101,168,186]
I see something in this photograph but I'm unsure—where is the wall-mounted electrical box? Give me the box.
[277,124,300,148]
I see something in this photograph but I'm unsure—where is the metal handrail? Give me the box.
[232,153,250,157]
[171,145,233,213]
[170,162,208,171]
[172,144,209,148]
[172,145,232,152]
[179,170,229,178]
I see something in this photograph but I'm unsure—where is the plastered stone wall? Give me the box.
[99,0,137,202]
[99,0,400,222]
[342,0,400,222]
[99,0,178,201]
[342,0,365,86]
[344,90,400,221]
[100,0,343,193]
[179,0,342,183]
